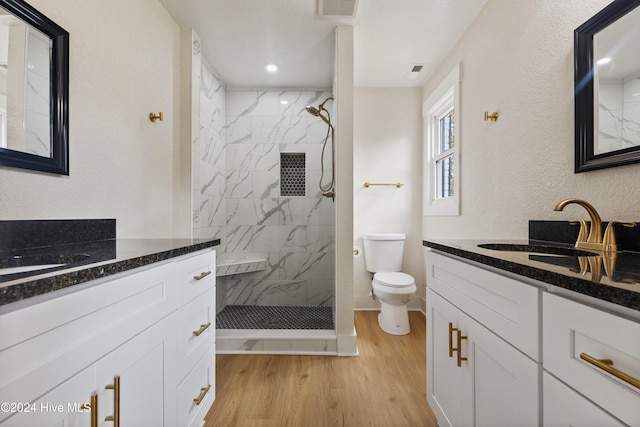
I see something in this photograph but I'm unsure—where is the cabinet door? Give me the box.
[426,289,469,427]
[427,289,540,427]
[0,366,95,427]
[95,314,177,427]
[465,305,539,427]
[543,372,626,427]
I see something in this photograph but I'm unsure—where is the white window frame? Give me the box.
[423,64,461,216]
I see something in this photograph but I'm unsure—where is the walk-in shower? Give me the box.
[196,86,337,353]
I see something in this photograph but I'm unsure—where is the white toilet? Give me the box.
[362,233,416,335]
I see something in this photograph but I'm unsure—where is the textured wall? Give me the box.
[422,0,639,242]
[0,0,186,238]
[353,87,424,310]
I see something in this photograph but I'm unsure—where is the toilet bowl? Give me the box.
[362,233,417,335]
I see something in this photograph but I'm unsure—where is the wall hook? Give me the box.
[149,112,163,123]
[484,111,499,122]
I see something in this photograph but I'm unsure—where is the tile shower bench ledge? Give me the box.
[216,253,267,277]
[0,238,220,308]
[423,239,640,313]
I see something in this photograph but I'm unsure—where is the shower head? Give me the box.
[305,105,321,116]
[305,96,334,125]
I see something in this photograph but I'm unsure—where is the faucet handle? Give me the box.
[569,220,589,244]
[602,221,636,252]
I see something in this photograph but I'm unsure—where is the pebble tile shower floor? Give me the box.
[217,305,334,330]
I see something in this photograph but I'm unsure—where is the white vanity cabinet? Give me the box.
[0,248,216,427]
[175,253,216,427]
[543,292,640,426]
[426,251,541,427]
[427,248,640,427]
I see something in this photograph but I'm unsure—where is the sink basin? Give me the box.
[0,254,91,276]
[477,243,598,257]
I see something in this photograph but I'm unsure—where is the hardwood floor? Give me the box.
[204,311,439,427]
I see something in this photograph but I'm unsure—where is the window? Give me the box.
[423,64,460,216]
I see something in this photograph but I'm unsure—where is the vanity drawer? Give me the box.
[543,292,640,426]
[427,251,541,360]
[543,371,625,427]
[176,288,216,380]
[177,250,216,307]
[177,347,216,427]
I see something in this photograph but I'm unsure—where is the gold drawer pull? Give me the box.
[105,375,120,426]
[193,322,212,337]
[193,271,212,281]
[448,322,457,357]
[580,353,640,389]
[193,384,211,405]
[90,393,98,427]
[456,330,468,367]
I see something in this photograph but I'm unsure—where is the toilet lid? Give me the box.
[374,272,415,288]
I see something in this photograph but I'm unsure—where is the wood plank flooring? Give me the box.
[204,311,438,427]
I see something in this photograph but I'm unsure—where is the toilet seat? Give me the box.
[373,272,415,288]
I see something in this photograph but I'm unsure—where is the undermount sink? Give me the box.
[477,243,599,257]
[0,254,91,276]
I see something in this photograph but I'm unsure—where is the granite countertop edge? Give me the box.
[0,238,221,307]
[423,240,640,312]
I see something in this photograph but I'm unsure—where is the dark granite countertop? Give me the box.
[0,238,220,308]
[423,239,640,312]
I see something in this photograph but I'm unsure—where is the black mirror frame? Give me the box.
[0,0,69,175]
[575,0,640,173]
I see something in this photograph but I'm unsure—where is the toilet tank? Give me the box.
[362,233,406,273]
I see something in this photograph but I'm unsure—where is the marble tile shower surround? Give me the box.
[222,89,335,309]
[189,33,335,310]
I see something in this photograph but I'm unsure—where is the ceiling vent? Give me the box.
[318,0,359,18]
[407,64,425,79]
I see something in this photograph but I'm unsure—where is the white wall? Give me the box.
[422,0,640,242]
[353,87,423,310]
[0,0,188,238]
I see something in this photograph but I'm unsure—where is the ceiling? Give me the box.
[158,0,487,89]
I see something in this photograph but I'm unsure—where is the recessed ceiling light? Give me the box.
[597,57,611,65]
[266,63,278,73]
[280,100,289,105]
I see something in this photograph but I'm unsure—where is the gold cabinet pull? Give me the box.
[192,322,212,337]
[193,384,211,405]
[90,393,98,427]
[580,353,640,389]
[448,322,458,357]
[456,329,468,367]
[193,271,212,281]
[105,375,120,426]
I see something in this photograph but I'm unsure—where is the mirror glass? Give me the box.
[574,0,640,172]
[0,0,68,175]
[593,5,640,155]
[0,10,51,156]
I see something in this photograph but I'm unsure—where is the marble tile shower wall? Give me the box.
[194,58,226,241]
[223,89,336,307]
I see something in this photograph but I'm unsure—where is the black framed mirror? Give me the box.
[0,0,69,175]
[575,0,640,173]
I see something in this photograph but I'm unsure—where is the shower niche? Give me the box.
[280,152,306,197]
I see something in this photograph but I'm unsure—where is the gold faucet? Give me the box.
[554,198,636,252]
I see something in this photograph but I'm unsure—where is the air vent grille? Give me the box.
[318,0,359,17]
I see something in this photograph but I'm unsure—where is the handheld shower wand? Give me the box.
[305,97,335,200]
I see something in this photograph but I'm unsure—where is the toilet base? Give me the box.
[378,301,410,335]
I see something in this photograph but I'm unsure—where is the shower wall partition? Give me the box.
[190,32,336,339]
